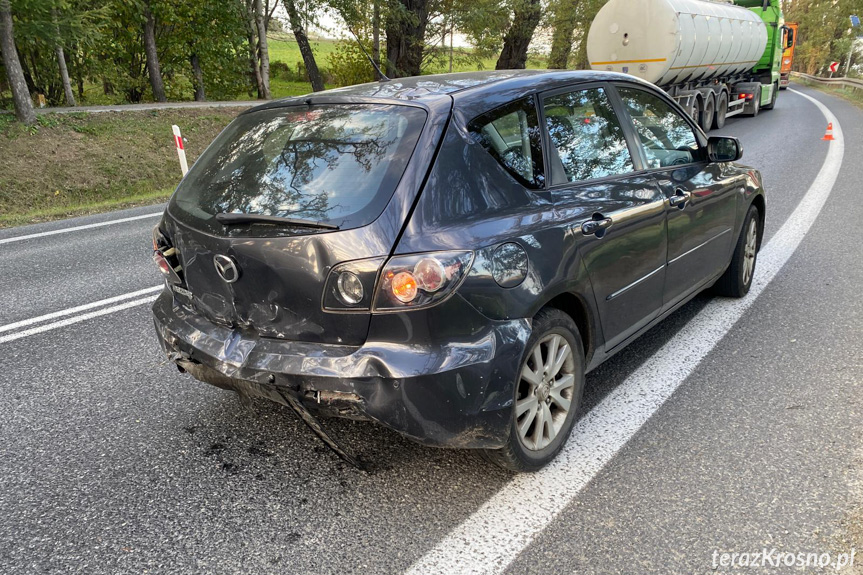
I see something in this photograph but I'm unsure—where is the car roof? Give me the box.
[244,70,655,115]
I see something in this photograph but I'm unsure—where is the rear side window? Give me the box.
[169,104,426,233]
[542,87,634,184]
[469,98,545,189]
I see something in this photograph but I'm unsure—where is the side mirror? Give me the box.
[786,28,794,49]
[707,136,743,162]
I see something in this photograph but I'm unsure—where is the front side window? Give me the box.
[616,87,701,169]
[542,87,635,184]
[469,98,545,189]
[170,104,426,233]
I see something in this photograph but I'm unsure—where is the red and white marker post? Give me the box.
[172,124,189,176]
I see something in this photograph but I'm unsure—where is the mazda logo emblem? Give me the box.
[213,254,240,283]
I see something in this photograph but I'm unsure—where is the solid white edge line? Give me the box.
[0,295,160,344]
[0,212,162,246]
[405,88,844,575]
[0,285,163,334]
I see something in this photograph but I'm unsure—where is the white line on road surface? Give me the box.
[405,88,844,575]
[0,295,160,344]
[0,286,162,334]
[0,212,162,246]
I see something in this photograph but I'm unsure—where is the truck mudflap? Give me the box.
[153,290,532,452]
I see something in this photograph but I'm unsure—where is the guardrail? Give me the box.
[791,71,863,91]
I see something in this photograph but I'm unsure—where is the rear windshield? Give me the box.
[169,104,426,234]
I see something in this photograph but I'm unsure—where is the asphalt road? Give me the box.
[0,83,860,575]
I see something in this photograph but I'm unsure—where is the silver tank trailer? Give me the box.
[587,0,767,87]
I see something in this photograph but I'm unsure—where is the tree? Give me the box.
[142,1,165,102]
[254,0,271,98]
[496,0,542,70]
[51,6,75,105]
[284,0,324,91]
[547,0,579,69]
[386,0,429,77]
[0,0,36,123]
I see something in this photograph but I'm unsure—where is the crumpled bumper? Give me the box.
[152,291,531,448]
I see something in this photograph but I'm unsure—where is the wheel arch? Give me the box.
[538,291,597,365]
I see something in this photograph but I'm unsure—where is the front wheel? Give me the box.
[481,308,585,472]
[762,83,778,110]
[714,204,760,298]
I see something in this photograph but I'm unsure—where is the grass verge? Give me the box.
[0,108,239,228]
[793,78,863,109]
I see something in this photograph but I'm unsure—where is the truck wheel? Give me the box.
[481,308,585,472]
[713,91,728,130]
[745,86,761,117]
[700,94,715,133]
[762,83,778,110]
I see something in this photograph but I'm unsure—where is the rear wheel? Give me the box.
[482,308,585,472]
[700,94,715,133]
[714,204,760,298]
[713,91,728,130]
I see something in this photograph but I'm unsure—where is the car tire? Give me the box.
[714,204,760,298]
[481,308,585,472]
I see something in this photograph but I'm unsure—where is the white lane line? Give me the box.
[0,295,159,344]
[405,88,843,575]
[0,286,162,334]
[0,212,162,246]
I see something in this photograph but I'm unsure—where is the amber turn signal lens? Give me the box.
[391,271,418,303]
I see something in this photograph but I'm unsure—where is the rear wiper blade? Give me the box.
[215,212,339,230]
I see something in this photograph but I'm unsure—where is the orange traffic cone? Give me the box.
[822,123,835,141]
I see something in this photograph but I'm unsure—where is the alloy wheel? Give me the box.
[743,219,758,286]
[516,334,576,451]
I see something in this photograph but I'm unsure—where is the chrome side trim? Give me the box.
[668,228,732,265]
[606,264,666,301]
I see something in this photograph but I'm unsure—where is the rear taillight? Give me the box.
[152,226,183,285]
[372,251,473,313]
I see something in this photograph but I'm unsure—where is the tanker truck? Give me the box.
[587,0,795,132]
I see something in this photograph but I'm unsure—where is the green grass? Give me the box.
[0,108,239,227]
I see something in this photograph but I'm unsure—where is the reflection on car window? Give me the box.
[469,98,545,189]
[170,104,426,232]
[542,88,634,184]
[616,87,700,169]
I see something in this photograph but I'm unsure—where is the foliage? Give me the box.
[784,0,863,75]
[327,40,377,86]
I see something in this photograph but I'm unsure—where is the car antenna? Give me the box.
[347,24,389,82]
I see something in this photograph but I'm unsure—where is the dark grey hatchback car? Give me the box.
[152,70,765,471]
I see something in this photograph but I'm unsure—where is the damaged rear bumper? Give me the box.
[152,291,530,449]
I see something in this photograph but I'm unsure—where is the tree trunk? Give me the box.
[385,0,429,78]
[496,0,542,70]
[0,0,36,124]
[547,0,579,69]
[73,43,84,99]
[190,52,205,101]
[284,0,324,92]
[254,0,271,98]
[372,0,382,79]
[143,3,166,102]
[52,9,76,106]
[242,0,264,97]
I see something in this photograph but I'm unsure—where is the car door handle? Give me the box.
[669,189,691,209]
[581,217,613,236]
